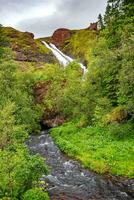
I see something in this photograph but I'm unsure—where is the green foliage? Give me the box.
[98,14,104,30]
[37,62,91,122]
[0,50,48,199]
[0,59,43,133]
[23,188,50,200]
[2,27,50,55]
[0,0,133,195]
[0,101,28,150]
[0,148,48,199]
[40,0,134,179]
[51,122,134,177]
[117,24,134,114]
[62,29,97,64]
[0,26,6,58]
[103,0,134,47]
[104,106,129,124]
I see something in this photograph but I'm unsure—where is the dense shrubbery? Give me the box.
[23,188,49,200]
[0,29,49,199]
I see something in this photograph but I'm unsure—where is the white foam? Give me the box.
[42,41,88,74]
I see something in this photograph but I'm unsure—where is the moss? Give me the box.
[38,36,52,43]
[35,40,50,54]
[2,27,50,56]
[61,29,97,64]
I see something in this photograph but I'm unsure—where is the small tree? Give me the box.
[98,14,104,30]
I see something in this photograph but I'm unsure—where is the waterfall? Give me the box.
[42,41,88,74]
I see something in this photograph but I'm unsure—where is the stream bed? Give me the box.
[27,131,134,200]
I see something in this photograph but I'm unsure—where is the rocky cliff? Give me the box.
[2,27,56,63]
[52,28,71,47]
[39,23,97,65]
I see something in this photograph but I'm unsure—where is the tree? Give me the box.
[104,3,112,25]
[98,14,104,30]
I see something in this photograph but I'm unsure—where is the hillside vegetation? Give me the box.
[62,29,97,65]
[46,0,134,177]
[2,27,56,63]
[0,28,50,199]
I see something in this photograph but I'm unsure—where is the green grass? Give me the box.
[51,122,134,178]
[62,29,97,64]
[2,27,50,54]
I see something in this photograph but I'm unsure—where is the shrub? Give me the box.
[104,106,128,124]
[23,188,50,200]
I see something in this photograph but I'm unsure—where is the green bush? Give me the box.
[23,188,50,200]
[0,54,47,199]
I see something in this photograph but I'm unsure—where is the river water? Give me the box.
[27,131,134,200]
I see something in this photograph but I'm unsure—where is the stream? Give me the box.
[27,130,134,200]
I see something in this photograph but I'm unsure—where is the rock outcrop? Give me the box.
[2,27,56,63]
[52,28,71,47]
[88,23,98,30]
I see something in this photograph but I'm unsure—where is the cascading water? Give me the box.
[42,41,88,74]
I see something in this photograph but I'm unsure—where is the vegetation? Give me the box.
[23,188,49,200]
[0,29,49,200]
[0,0,133,199]
[51,122,134,177]
[2,27,50,54]
[62,29,97,64]
[45,0,133,177]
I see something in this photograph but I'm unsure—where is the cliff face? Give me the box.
[41,22,97,65]
[2,27,56,63]
[52,28,71,47]
[88,23,98,30]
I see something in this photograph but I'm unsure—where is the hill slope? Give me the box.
[2,27,57,63]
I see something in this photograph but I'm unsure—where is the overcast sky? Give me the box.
[0,0,107,38]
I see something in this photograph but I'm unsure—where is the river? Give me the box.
[27,130,134,200]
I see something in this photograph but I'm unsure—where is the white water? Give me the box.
[42,41,88,74]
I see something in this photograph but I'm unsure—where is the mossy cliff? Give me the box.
[2,27,57,63]
[39,24,97,65]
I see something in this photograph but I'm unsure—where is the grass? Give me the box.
[62,29,97,64]
[2,27,50,54]
[51,121,134,178]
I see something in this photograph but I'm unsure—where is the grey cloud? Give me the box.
[0,0,107,38]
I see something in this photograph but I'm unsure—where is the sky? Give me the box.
[0,0,107,38]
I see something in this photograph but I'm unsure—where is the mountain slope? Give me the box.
[2,27,57,63]
[39,24,97,65]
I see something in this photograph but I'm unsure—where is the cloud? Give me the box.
[0,0,107,37]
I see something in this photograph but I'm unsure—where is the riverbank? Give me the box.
[27,131,134,200]
[50,122,134,178]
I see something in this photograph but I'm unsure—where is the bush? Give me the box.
[104,106,128,124]
[23,188,50,200]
